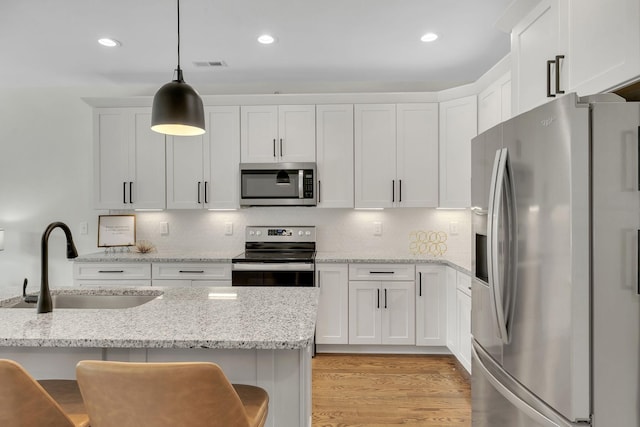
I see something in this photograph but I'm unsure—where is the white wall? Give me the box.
[0,86,472,294]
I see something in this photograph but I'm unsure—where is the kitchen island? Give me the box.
[0,286,318,427]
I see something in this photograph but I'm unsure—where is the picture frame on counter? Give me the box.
[98,214,136,247]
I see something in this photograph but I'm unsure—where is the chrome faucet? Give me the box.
[37,222,78,314]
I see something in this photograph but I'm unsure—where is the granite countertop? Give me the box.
[0,286,318,350]
[75,250,240,263]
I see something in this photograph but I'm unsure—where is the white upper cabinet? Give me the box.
[240,105,316,163]
[167,106,240,209]
[94,108,166,210]
[511,0,640,114]
[355,103,439,208]
[511,0,565,115]
[316,104,354,208]
[478,72,512,134]
[439,95,477,208]
[355,104,397,208]
[565,0,640,96]
[396,103,439,207]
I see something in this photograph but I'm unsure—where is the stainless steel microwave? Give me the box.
[239,163,316,206]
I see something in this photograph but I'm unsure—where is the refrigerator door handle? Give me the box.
[488,148,511,344]
[489,148,518,344]
[472,343,582,427]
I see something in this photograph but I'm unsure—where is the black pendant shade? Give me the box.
[276,170,291,185]
[151,0,205,136]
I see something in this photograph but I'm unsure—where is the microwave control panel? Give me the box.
[303,170,314,198]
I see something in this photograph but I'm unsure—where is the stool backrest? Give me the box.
[76,360,252,427]
[0,359,76,427]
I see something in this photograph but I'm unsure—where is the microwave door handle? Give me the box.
[299,170,304,198]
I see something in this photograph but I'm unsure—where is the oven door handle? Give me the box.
[232,263,315,271]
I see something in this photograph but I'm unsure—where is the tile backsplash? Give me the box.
[126,208,471,269]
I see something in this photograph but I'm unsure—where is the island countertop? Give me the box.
[0,286,318,350]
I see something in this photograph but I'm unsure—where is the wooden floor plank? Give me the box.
[312,353,471,427]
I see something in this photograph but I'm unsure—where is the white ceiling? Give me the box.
[0,0,512,93]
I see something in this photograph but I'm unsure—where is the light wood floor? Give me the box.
[312,353,471,427]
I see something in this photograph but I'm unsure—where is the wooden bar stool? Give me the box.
[0,359,89,427]
[76,360,268,427]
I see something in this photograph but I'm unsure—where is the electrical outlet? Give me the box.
[373,221,383,236]
[449,221,459,236]
[160,222,169,235]
[79,222,88,235]
[224,222,233,236]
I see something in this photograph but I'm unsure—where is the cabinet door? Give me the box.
[415,266,446,346]
[278,105,316,162]
[349,281,381,344]
[566,0,640,95]
[439,96,477,208]
[240,106,279,163]
[445,267,458,354]
[316,264,349,344]
[130,110,166,209]
[478,72,512,134]
[396,103,439,207]
[354,104,396,208]
[316,104,354,208]
[381,281,415,345]
[166,135,205,209]
[94,109,129,209]
[512,0,564,115]
[456,289,472,373]
[205,106,240,209]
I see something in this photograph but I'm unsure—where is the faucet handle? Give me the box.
[22,278,38,303]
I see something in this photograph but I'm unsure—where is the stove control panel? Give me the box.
[246,226,316,242]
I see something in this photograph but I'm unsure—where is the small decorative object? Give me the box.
[409,230,448,256]
[98,215,136,248]
[135,240,156,254]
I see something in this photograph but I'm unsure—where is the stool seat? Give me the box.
[39,380,90,427]
[233,384,269,427]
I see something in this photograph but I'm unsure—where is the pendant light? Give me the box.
[151,0,205,136]
[276,170,291,185]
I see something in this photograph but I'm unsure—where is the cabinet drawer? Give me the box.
[74,263,152,280]
[349,264,415,281]
[76,279,152,287]
[152,263,232,280]
[456,271,472,296]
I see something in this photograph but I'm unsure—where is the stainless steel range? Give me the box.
[231,226,316,287]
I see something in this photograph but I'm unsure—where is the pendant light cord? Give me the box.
[176,0,181,71]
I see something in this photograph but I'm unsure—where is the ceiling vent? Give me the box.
[193,61,227,68]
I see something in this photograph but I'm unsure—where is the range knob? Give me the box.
[256,230,262,236]
[305,231,311,236]
[298,230,304,236]
[249,231,255,236]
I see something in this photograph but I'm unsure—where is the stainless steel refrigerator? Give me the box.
[471,92,640,426]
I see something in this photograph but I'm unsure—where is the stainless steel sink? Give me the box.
[8,294,160,309]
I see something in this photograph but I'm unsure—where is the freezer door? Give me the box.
[498,94,590,422]
[472,343,588,427]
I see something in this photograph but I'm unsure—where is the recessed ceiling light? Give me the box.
[98,38,121,47]
[420,33,439,43]
[257,34,276,45]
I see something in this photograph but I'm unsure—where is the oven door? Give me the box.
[231,262,315,286]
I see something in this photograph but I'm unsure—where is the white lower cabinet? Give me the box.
[315,264,349,344]
[348,264,416,345]
[415,266,447,346]
[445,266,472,373]
[73,263,152,287]
[151,263,232,287]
